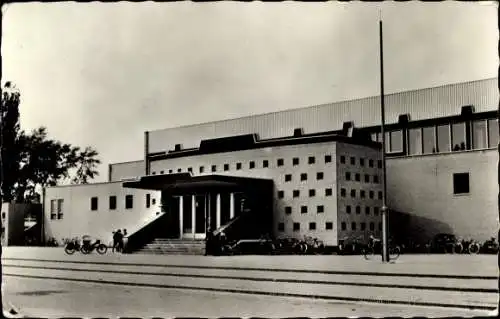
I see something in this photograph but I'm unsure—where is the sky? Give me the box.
[2,1,498,183]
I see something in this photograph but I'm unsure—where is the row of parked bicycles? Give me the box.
[62,236,108,255]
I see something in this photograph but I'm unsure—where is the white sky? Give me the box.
[2,1,498,182]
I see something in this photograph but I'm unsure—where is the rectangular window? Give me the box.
[369,159,374,168]
[199,166,205,173]
[359,158,365,166]
[488,119,499,148]
[437,124,451,153]
[285,207,292,215]
[355,173,361,182]
[177,168,182,173]
[370,222,375,231]
[345,172,351,181]
[374,207,379,216]
[351,222,357,230]
[278,191,284,199]
[300,173,307,181]
[325,222,333,230]
[293,223,300,231]
[90,197,98,211]
[278,223,285,232]
[293,157,300,166]
[277,159,284,167]
[453,173,470,195]
[408,128,423,155]
[169,169,173,174]
[301,206,308,214]
[472,120,488,149]
[249,161,255,169]
[350,157,355,165]
[340,156,346,164]
[365,206,370,215]
[350,189,356,198]
[309,189,316,197]
[317,205,324,213]
[285,174,292,182]
[340,188,346,197]
[187,168,192,173]
[369,191,374,199]
[361,222,366,231]
[152,198,156,205]
[325,188,333,196]
[377,160,382,168]
[308,156,315,164]
[355,206,361,214]
[211,165,217,172]
[378,191,383,200]
[389,130,403,153]
[293,190,300,198]
[152,171,156,175]
[373,175,379,184]
[109,196,117,210]
[341,222,347,231]
[346,205,351,214]
[422,126,436,154]
[451,122,467,151]
[364,174,370,183]
[325,155,332,163]
[50,199,56,215]
[224,164,230,171]
[57,199,64,219]
[146,194,151,208]
[125,195,134,209]
[360,190,366,198]
[263,160,269,168]
[309,222,316,230]
[236,163,242,170]
[316,172,324,180]
[160,170,164,174]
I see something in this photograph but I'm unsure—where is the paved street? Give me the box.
[3,276,496,318]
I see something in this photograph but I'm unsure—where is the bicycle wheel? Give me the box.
[389,246,401,260]
[454,243,463,254]
[64,246,75,255]
[80,246,90,254]
[363,247,375,260]
[469,243,480,254]
[97,244,107,255]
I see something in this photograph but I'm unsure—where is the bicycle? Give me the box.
[363,237,401,261]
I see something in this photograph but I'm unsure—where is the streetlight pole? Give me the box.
[379,17,390,263]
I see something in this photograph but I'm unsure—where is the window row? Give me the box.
[344,205,380,215]
[340,156,382,168]
[341,188,383,200]
[341,221,382,231]
[278,188,333,198]
[345,172,380,184]
[284,205,325,214]
[278,221,334,232]
[283,172,327,183]
[151,155,334,175]
[90,194,157,211]
[372,119,499,155]
[49,199,64,220]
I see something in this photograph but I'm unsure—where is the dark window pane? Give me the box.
[350,157,355,165]
[90,197,98,211]
[325,188,333,196]
[293,223,300,231]
[285,207,292,215]
[263,160,269,168]
[350,189,356,198]
[308,156,315,164]
[325,155,332,163]
[370,222,375,231]
[408,128,423,155]
[199,166,204,173]
[278,191,284,199]
[278,223,285,232]
[355,173,360,181]
[236,163,242,170]
[293,190,300,197]
[340,188,346,197]
[359,158,365,166]
[109,196,116,210]
[146,194,151,208]
[326,222,333,230]
[224,164,229,171]
[309,222,316,230]
[422,126,436,154]
[369,159,374,168]
[451,122,466,151]
[361,222,366,231]
[341,222,346,230]
[317,205,324,213]
[301,173,307,181]
[340,156,346,164]
[351,222,356,230]
[365,206,370,215]
[293,158,300,165]
[125,195,133,209]
[364,174,370,183]
[437,124,451,153]
[346,205,351,214]
[277,159,284,166]
[211,165,217,172]
[355,206,361,214]
[301,206,308,214]
[453,173,470,195]
[285,174,292,182]
[309,189,316,197]
[473,120,488,149]
[346,172,351,181]
[249,161,255,169]
[316,172,324,180]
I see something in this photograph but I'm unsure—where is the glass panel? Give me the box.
[50,200,56,213]
[422,126,436,154]
[451,122,466,151]
[390,130,403,153]
[408,128,422,155]
[57,199,64,213]
[472,120,487,149]
[437,124,450,153]
[196,195,206,233]
[182,196,192,234]
[488,119,499,148]
[371,133,377,142]
[384,132,390,152]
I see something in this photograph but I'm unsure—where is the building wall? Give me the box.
[1,202,38,246]
[108,160,145,182]
[147,78,497,153]
[386,149,499,242]
[150,141,378,246]
[336,143,384,244]
[44,182,161,244]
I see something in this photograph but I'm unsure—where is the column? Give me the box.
[178,196,183,239]
[229,192,235,219]
[191,195,196,239]
[216,193,221,229]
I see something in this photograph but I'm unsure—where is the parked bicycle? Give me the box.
[454,238,480,254]
[64,237,82,255]
[64,235,107,255]
[363,235,401,260]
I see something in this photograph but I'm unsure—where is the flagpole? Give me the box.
[379,16,390,263]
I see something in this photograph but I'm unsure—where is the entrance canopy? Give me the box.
[122,173,273,193]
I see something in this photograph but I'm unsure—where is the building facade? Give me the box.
[43,78,499,248]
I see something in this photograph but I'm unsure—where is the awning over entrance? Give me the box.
[122,173,273,192]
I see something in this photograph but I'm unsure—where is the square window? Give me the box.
[285,174,292,182]
[325,222,333,230]
[278,223,285,232]
[278,191,284,199]
[293,190,300,198]
[293,157,300,166]
[301,206,308,214]
[187,168,192,173]
[152,171,157,175]
[374,207,379,215]
[346,205,352,214]
[346,172,351,181]
[301,173,308,181]
[355,206,361,214]
[369,159,374,168]
[360,158,365,166]
[309,222,316,230]
[369,191,374,199]
[177,168,182,173]
[169,169,173,174]
[224,164,230,171]
[236,163,242,170]
[378,191,383,200]
[341,188,347,197]
[351,222,357,230]
[453,173,470,195]
[361,222,366,231]
[378,160,382,168]
[373,175,379,183]
[341,222,347,230]
[277,158,284,166]
[325,188,333,196]
[249,161,255,169]
[360,190,366,198]
[309,189,316,197]
[365,206,370,215]
[199,166,204,173]
[355,173,361,182]
[325,155,332,163]
[317,205,324,213]
[308,156,315,164]
[350,157,356,165]
[370,222,375,231]
[340,156,346,164]
[316,172,324,180]
[211,165,217,172]
[160,170,164,174]
[263,160,269,168]
[285,207,292,215]
[293,223,300,231]
[58,213,64,220]
[90,197,98,211]
[350,189,356,198]
[125,195,134,209]
[364,174,370,183]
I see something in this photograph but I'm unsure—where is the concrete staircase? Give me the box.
[135,238,206,255]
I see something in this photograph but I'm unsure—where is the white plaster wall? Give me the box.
[109,160,145,182]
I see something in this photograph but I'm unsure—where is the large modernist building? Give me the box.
[42,78,499,251]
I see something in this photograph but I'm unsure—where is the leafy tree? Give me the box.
[71,146,101,184]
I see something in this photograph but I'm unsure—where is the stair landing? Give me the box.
[136,238,206,255]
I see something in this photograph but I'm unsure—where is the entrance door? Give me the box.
[194,195,206,239]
